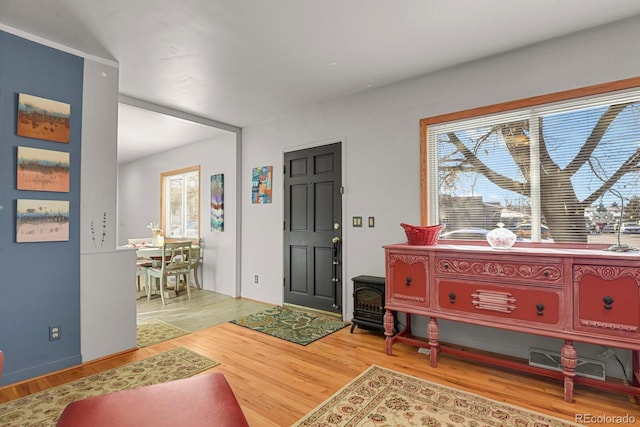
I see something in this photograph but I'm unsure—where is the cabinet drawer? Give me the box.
[574,265,640,337]
[387,253,429,307]
[435,256,563,287]
[436,280,561,325]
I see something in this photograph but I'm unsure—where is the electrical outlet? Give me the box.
[49,325,61,341]
[254,275,259,284]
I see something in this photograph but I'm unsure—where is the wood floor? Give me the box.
[135,287,272,332]
[1,291,639,426]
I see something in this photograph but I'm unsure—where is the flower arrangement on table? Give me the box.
[147,222,164,247]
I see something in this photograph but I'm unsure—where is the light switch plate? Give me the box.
[352,216,362,227]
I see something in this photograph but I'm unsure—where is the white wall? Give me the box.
[118,132,238,296]
[239,16,640,377]
[80,57,138,361]
[81,250,136,361]
[81,60,119,254]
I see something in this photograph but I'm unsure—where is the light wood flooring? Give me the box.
[1,292,639,426]
[136,287,272,331]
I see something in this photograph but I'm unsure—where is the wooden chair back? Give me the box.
[161,241,192,275]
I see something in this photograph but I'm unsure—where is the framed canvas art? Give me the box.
[251,166,272,204]
[17,146,70,192]
[16,199,70,242]
[17,93,71,143]
[210,173,224,231]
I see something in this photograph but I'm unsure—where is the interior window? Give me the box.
[422,87,640,245]
[161,165,200,239]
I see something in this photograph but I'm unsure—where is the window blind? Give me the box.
[427,89,640,244]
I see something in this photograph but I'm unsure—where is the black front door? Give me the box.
[283,142,342,314]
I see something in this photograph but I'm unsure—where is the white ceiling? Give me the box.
[2,0,640,164]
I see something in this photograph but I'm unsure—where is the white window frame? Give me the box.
[160,165,200,239]
[420,78,640,245]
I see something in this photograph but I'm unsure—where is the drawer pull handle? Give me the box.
[536,303,545,315]
[405,277,412,287]
[543,271,550,277]
[603,296,614,310]
[443,263,450,269]
[449,292,456,304]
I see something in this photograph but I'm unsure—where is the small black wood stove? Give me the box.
[350,275,395,334]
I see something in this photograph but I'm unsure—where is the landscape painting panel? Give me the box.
[17,93,71,143]
[251,166,272,204]
[17,199,70,242]
[17,146,70,192]
[210,173,224,231]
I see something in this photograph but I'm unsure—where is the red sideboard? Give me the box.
[383,242,640,402]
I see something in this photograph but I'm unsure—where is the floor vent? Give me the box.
[528,348,605,381]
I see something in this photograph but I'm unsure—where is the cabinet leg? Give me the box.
[384,309,395,355]
[428,317,440,368]
[561,340,577,402]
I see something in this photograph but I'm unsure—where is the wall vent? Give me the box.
[528,348,605,381]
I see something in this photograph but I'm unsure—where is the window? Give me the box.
[421,80,640,246]
[161,165,200,239]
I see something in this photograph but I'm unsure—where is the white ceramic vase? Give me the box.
[486,222,517,249]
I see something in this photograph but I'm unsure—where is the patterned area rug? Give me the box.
[0,347,219,427]
[137,318,189,347]
[293,365,583,427]
[229,306,347,345]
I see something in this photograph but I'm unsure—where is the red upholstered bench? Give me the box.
[55,372,249,427]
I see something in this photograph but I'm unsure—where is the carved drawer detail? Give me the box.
[574,265,640,285]
[471,289,517,313]
[388,253,429,306]
[389,254,429,269]
[393,294,424,302]
[436,258,562,284]
[579,319,638,332]
[574,264,640,337]
[436,279,560,325]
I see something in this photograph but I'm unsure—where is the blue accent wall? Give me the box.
[0,30,83,385]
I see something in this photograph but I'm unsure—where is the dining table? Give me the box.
[134,242,202,289]
[134,243,200,258]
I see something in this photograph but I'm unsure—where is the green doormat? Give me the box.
[293,365,583,427]
[229,306,347,345]
[0,347,219,427]
[137,318,190,347]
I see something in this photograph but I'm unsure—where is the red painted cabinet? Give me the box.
[386,252,429,308]
[573,264,640,340]
[436,280,561,326]
[383,243,640,402]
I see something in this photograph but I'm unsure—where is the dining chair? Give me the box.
[136,258,152,293]
[147,241,192,305]
[187,245,201,289]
